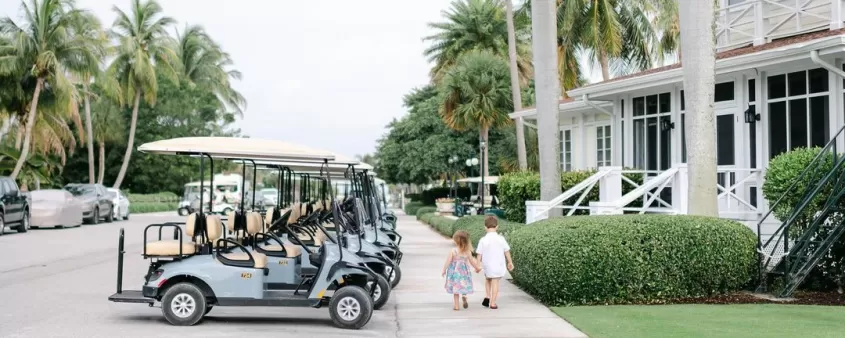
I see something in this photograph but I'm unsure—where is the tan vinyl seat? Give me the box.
[259,242,303,258]
[144,213,224,256]
[221,252,267,268]
[217,211,267,268]
[264,206,275,228]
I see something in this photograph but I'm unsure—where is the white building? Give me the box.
[515,0,845,241]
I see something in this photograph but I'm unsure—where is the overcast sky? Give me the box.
[1,0,603,159]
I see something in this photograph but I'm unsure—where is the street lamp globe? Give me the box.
[465,159,472,167]
[471,158,479,166]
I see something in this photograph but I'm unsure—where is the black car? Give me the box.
[0,176,30,235]
[64,183,115,224]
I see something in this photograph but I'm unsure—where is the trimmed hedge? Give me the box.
[403,201,427,216]
[130,202,178,214]
[415,206,437,219]
[498,169,644,223]
[508,215,757,306]
[127,192,180,203]
[418,212,458,236]
[451,215,520,248]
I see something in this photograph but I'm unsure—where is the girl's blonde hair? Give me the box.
[452,230,473,255]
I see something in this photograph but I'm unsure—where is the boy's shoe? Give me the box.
[482,298,489,307]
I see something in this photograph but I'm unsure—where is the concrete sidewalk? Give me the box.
[392,213,587,338]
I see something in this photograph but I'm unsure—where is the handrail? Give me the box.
[609,168,678,210]
[531,168,613,218]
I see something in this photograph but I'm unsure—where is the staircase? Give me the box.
[757,125,845,297]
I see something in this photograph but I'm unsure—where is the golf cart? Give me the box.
[108,136,379,329]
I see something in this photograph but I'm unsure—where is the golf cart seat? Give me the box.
[259,242,302,258]
[215,212,268,268]
[144,213,224,256]
[220,251,268,268]
[264,206,275,227]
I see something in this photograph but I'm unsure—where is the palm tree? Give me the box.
[0,0,101,180]
[175,24,245,115]
[423,0,533,85]
[91,97,124,184]
[679,0,717,216]
[439,50,513,181]
[504,0,527,170]
[107,0,179,189]
[653,0,680,64]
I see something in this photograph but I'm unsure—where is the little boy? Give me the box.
[475,215,513,309]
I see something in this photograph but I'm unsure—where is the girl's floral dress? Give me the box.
[444,248,474,294]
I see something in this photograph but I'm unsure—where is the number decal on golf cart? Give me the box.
[279,260,288,265]
[241,272,252,278]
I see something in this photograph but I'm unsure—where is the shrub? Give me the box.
[499,169,645,223]
[127,192,180,203]
[415,206,437,220]
[420,187,471,205]
[451,215,519,248]
[430,215,457,236]
[130,202,178,214]
[762,147,844,290]
[507,215,757,305]
[404,201,426,215]
[419,212,436,224]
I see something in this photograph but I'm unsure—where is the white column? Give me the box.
[525,201,549,224]
[612,98,623,166]
[831,0,843,30]
[579,113,587,170]
[754,0,766,46]
[757,71,768,215]
[672,164,689,214]
[589,167,624,215]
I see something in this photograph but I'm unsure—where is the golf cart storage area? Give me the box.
[107,136,403,330]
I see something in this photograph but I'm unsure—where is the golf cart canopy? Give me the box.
[251,157,374,173]
[138,136,336,161]
[456,176,499,184]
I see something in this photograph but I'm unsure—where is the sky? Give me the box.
[1,0,606,160]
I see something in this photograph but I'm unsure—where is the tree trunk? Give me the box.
[10,77,44,180]
[98,141,105,184]
[599,50,611,81]
[679,0,718,216]
[15,127,23,150]
[505,0,527,171]
[83,81,96,184]
[112,89,142,189]
[531,0,562,213]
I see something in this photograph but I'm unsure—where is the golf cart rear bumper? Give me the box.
[108,290,154,304]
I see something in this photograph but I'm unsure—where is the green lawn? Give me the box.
[554,304,845,338]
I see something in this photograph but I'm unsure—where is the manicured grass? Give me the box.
[553,304,845,338]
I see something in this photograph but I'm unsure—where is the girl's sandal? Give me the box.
[462,297,468,309]
[490,304,499,309]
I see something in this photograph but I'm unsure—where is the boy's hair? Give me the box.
[484,215,498,229]
[452,230,473,254]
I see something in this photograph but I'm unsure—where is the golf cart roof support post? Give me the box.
[322,158,342,262]
[251,160,257,210]
[240,159,247,213]
[276,165,282,209]
[199,155,205,215]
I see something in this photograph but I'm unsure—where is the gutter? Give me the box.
[810,49,845,79]
[582,95,613,116]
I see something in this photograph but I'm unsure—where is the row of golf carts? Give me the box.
[108,136,403,330]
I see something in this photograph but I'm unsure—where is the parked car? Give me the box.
[0,176,30,235]
[106,188,130,221]
[63,183,115,224]
[260,188,279,206]
[29,189,83,229]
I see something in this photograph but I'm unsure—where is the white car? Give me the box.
[107,188,130,221]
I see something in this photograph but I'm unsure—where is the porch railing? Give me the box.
[717,167,763,220]
[715,0,843,52]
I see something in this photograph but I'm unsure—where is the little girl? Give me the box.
[442,230,482,310]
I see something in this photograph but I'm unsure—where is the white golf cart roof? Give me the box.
[138,136,336,161]
[456,176,499,184]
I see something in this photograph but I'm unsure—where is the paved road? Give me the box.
[0,212,396,338]
[0,211,585,338]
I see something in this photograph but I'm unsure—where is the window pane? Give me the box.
[597,151,604,163]
[597,138,603,150]
[634,120,645,169]
[789,99,808,149]
[597,126,603,138]
[808,68,828,93]
[646,95,658,115]
[605,126,611,138]
[681,113,687,163]
[634,97,645,116]
[749,113,757,168]
[717,114,735,165]
[715,81,735,102]
[680,90,686,111]
[788,71,806,96]
[810,96,830,147]
[768,74,786,99]
[769,101,787,158]
[659,93,671,113]
[659,116,671,170]
[748,79,756,103]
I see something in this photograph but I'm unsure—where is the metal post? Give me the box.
[116,228,124,294]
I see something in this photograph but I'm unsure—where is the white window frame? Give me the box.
[765,68,830,159]
[596,124,611,167]
[560,128,572,172]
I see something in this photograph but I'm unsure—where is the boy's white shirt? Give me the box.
[476,231,510,278]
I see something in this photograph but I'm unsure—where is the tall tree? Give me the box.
[679,0,717,216]
[107,0,178,189]
[423,0,533,85]
[530,0,562,209]
[174,24,245,115]
[653,0,680,64]
[504,0,527,170]
[439,50,513,184]
[91,96,123,184]
[0,0,101,180]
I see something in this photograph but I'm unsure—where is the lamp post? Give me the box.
[465,157,479,199]
[448,155,460,198]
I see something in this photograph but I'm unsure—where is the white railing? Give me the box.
[717,167,763,220]
[589,166,685,215]
[715,0,843,52]
[525,168,613,223]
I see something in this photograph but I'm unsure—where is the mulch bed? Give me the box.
[639,291,845,306]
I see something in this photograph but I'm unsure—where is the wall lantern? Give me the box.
[744,105,760,123]
[660,118,675,132]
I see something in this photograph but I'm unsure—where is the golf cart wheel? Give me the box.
[161,282,207,326]
[204,306,213,315]
[384,265,401,289]
[177,208,188,216]
[16,209,29,233]
[370,274,391,310]
[329,285,373,330]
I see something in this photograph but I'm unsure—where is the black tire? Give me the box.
[204,306,213,315]
[90,208,99,225]
[123,212,129,221]
[370,274,391,310]
[384,265,401,289]
[0,213,5,236]
[16,209,29,233]
[329,285,373,330]
[161,282,207,326]
[105,207,114,223]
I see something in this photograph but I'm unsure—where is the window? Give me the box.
[596,125,611,167]
[767,68,830,159]
[715,81,735,102]
[560,129,572,171]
